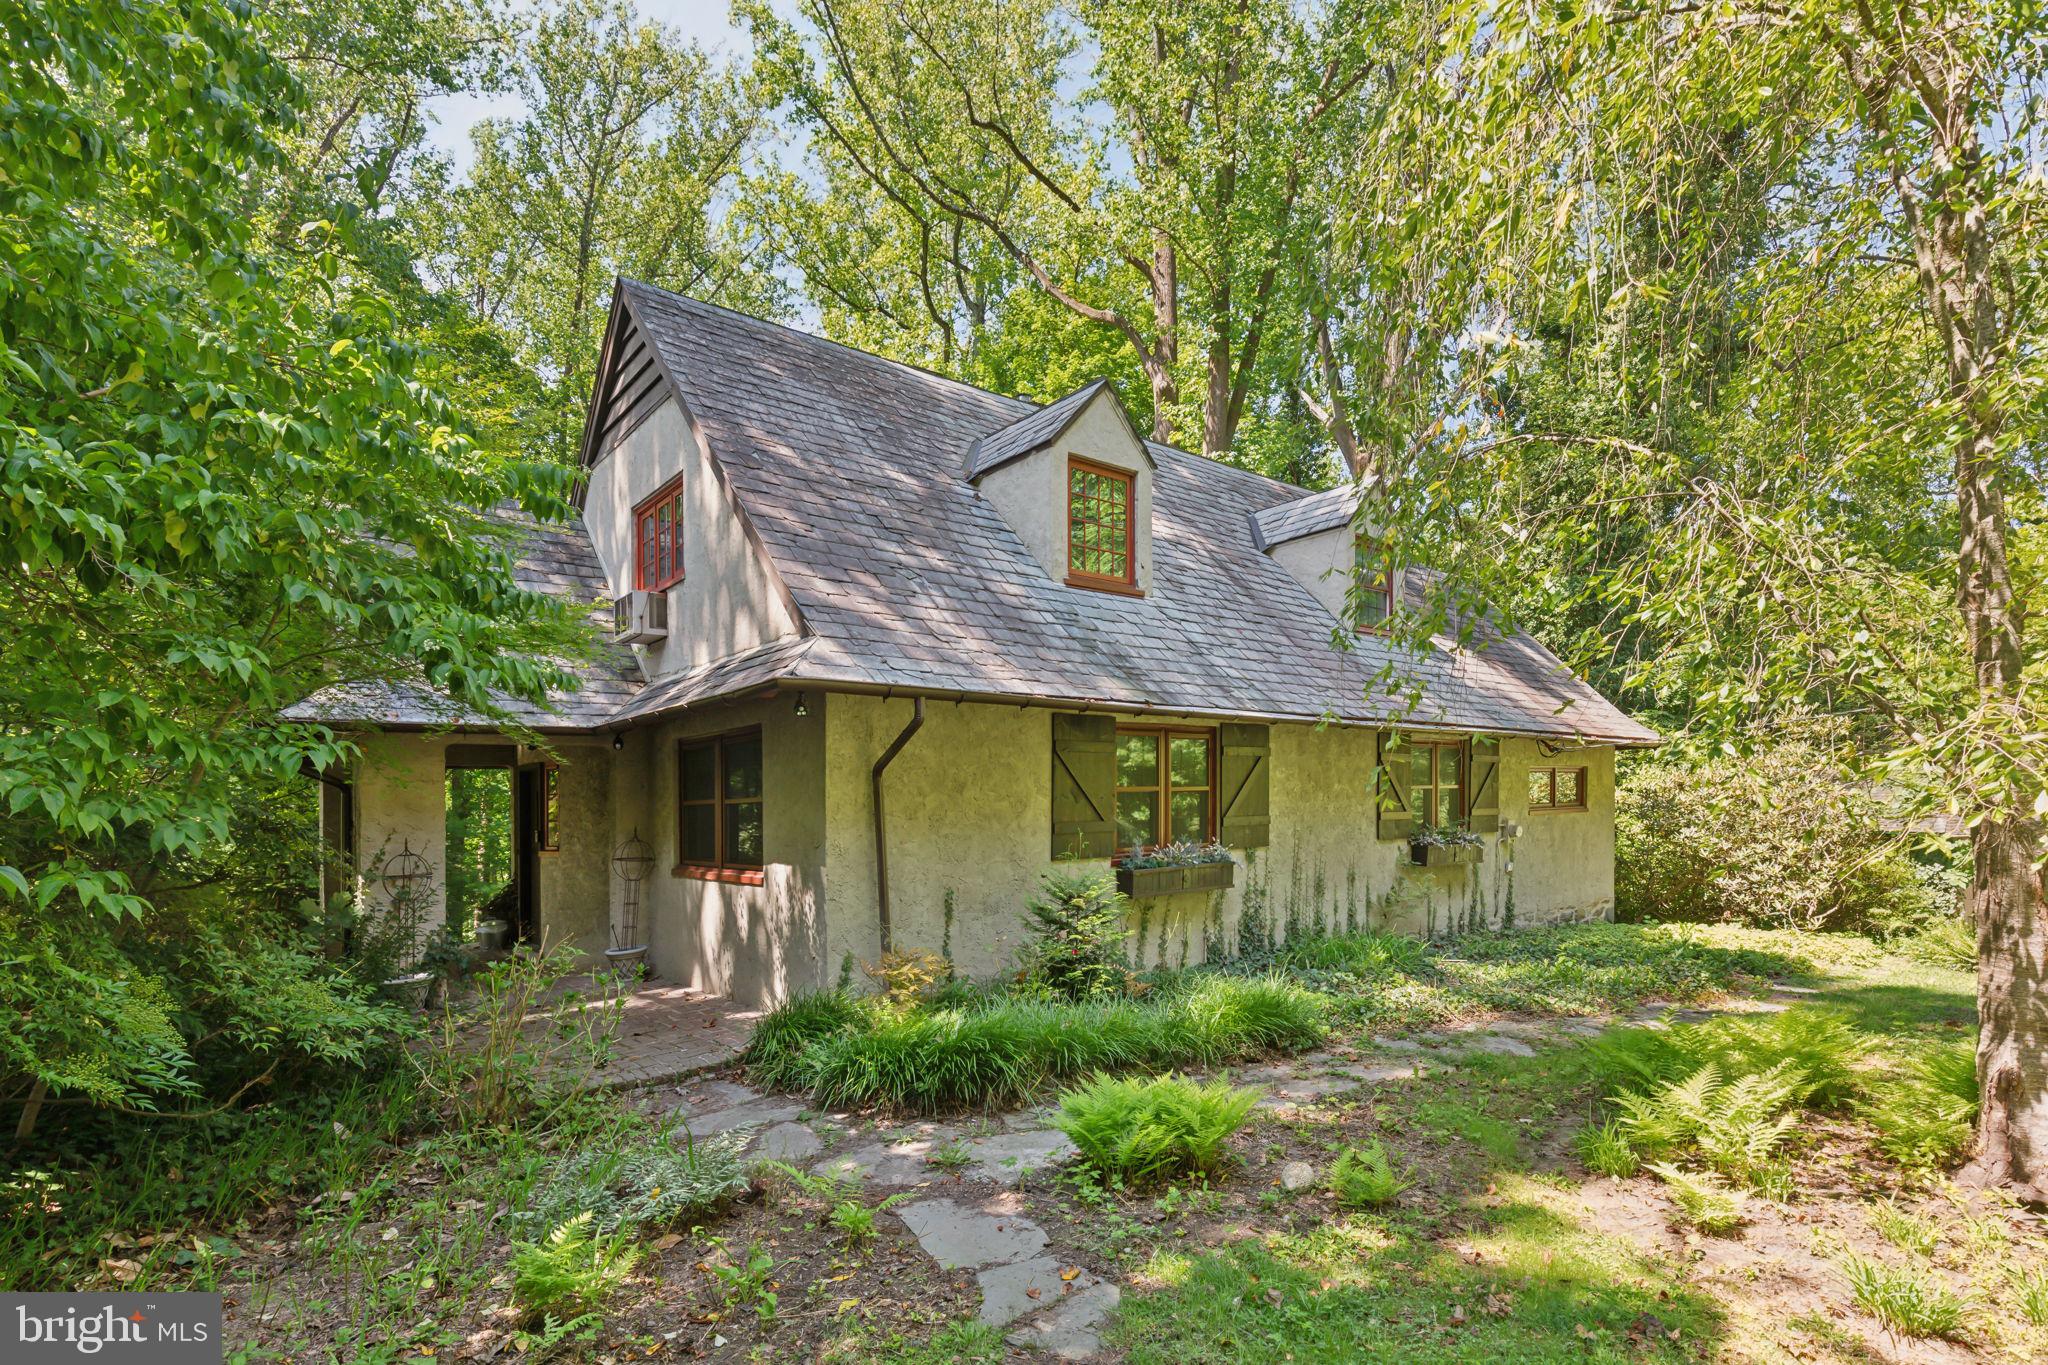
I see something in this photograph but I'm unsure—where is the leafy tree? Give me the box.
[1359,0,2046,1197]
[742,0,1373,467]
[0,0,583,1132]
[415,0,783,461]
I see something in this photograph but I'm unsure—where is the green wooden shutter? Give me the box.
[1375,730,1415,841]
[1467,736,1501,833]
[1217,723,1270,849]
[1051,713,1116,859]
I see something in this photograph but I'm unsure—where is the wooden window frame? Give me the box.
[1064,456,1139,595]
[539,763,561,852]
[1353,536,1394,634]
[1411,738,1467,829]
[674,727,766,884]
[1112,725,1217,855]
[634,476,686,592]
[1527,764,1589,813]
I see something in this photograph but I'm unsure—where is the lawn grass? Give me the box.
[1112,1182,1722,1363]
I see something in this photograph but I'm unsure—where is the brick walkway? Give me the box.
[530,975,761,1090]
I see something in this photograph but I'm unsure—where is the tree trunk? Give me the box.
[1145,230,1179,442]
[1968,815,2048,1203]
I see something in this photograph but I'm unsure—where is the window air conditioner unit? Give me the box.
[611,590,668,644]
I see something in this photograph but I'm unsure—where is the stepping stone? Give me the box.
[965,1130,1075,1184]
[680,1079,761,1108]
[680,1099,803,1135]
[1254,1074,1356,1109]
[1371,1037,1425,1054]
[813,1132,957,1186]
[1469,1034,1538,1057]
[977,1255,1096,1326]
[1482,1020,1550,1038]
[748,1122,822,1163]
[1333,1061,1421,1084]
[1554,1017,1608,1038]
[1008,1278,1120,1359]
[895,1196,1047,1270]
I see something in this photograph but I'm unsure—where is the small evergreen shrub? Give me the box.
[746,990,873,1092]
[1053,1073,1260,1187]
[510,1212,642,1324]
[1328,1141,1411,1208]
[1839,1254,1971,1339]
[1017,872,1133,1001]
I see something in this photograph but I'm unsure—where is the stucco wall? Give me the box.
[626,693,828,1006]
[815,698,1618,985]
[974,390,1155,594]
[582,396,800,678]
[344,732,618,962]
[1266,530,1350,622]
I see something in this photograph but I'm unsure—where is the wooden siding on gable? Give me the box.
[591,309,672,458]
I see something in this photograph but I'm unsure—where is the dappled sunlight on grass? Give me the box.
[1112,1179,1722,1364]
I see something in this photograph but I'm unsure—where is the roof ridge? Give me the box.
[619,277,1328,500]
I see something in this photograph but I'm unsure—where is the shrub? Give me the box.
[1053,1073,1260,1187]
[1166,975,1326,1063]
[1328,1142,1411,1208]
[1839,1254,1971,1338]
[1576,1119,1641,1178]
[514,1128,749,1234]
[1614,745,1934,932]
[745,990,873,1092]
[1017,872,1133,1001]
[864,949,952,1012]
[510,1212,642,1324]
[1649,1163,1748,1233]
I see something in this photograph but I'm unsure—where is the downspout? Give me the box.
[870,697,926,954]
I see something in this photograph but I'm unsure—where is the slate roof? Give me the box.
[281,511,642,731]
[602,281,1657,745]
[963,379,1152,480]
[1249,482,1364,551]
[290,282,1656,746]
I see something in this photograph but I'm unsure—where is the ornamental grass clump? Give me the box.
[1053,1073,1260,1188]
[1164,975,1326,1064]
[745,989,876,1092]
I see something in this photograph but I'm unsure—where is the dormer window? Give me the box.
[1066,457,1136,592]
[1355,538,1393,630]
[635,476,684,591]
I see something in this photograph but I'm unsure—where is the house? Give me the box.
[290,279,1659,1006]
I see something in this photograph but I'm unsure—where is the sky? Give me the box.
[421,0,755,176]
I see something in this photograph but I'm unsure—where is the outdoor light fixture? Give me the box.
[794,692,810,716]
[612,731,625,751]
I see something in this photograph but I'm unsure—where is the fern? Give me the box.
[1053,1072,1259,1187]
[510,1212,642,1324]
[1650,1162,1749,1233]
[1329,1141,1412,1208]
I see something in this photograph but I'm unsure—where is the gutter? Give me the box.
[870,697,926,954]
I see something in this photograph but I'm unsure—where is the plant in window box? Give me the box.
[1407,823,1483,868]
[1116,841,1237,897]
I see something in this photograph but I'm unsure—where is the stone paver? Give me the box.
[963,1130,1074,1184]
[1007,1278,1120,1359]
[681,1097,803,1135]
[748,1122,823,1162]
[815,1130,961,1186]
[895,1195,1047,1269]
[977,1255,1086,1325]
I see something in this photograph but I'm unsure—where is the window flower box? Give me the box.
[1116,859,1236,898]
[1407,841,1482,868]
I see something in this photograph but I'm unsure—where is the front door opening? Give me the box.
[445,762,515,946]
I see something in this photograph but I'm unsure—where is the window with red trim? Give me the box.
[635,478,685,590]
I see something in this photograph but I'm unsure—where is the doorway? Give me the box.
[513,763,544,945]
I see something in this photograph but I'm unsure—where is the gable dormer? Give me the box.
[1250,482,1397,630]
[966,381,1157,597]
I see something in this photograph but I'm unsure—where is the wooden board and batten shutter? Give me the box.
[1050,713,1116,858]
[1374,730,1414,841]
[1467,736,1501,833]
[1217,722,1271,849]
